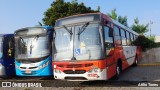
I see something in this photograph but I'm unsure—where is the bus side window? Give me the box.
[120,29,127,45]
[104,26,114,56]
[126,31,131,45]
[114,26,121,45]
[130,33,133,41]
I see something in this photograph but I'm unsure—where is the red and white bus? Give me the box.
[52,13,142,81]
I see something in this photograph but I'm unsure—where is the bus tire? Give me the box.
[115,61,122,80]
[133,55,138,66]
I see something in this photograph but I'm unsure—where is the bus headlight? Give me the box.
[54,69,62,73]
[53,65,56,68]
[88,66,102,73]
[38,61,49,69]
[15,64,20,69]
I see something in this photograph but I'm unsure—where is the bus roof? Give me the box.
[56,13,101,21]
[99,13,138,35]
[55,13,101,27]
[14,26,53,33]
[56,13,138,35]
[110,18,139,35]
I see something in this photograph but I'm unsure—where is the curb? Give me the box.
[138,63,160,66]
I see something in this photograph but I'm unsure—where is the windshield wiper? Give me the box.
[63,25,73,35]
[30,42,33,54]
[34,35,39,40]
[77,22,90,35]
[30,35,39,54]
[88,49,91,60]
[63,25,73,40]
[20,37,26,48]
[77,22,90,40]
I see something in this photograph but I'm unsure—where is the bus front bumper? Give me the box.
[54,69,107,81]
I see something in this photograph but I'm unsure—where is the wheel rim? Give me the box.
[136,57,138,64]
[116,66,120,76]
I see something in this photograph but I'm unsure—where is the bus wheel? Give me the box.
[133,55,138,66]
[115,63,122,80]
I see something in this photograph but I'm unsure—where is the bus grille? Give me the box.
[57,63,93,68]
[29,67,38,69]
[20,67,26,69]
[65,77,87,80]
[20,67,38,69]
[63,70,86,74]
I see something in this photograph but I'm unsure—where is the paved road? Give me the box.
[119,66,160,81]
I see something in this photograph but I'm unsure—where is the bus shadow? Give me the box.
[39,76,55,80]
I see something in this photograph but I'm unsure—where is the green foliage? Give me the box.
[132,35,156,51]
[134,18,139,24]
[97,6,100,12]
[42,0,98,26]
[107,8,128,26]
[147,35,155,42]
[107,9,117,20]
[118,16,128,26]
[131,18,149,34]
[155,42,160,47]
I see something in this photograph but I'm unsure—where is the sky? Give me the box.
[0,0,160,36]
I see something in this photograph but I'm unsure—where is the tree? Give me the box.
[147,35,155,42]
[42,0,98,26]
[132,35,155,51]
[97,6,100,12]
[107,9,128,26]
[118,16,128,26]
[131,18,149,34]
[107,9,117,20]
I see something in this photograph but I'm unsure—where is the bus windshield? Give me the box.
[54,23,102,61]
[0,37,3,59]
[15,35,50,63]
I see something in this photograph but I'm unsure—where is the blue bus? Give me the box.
[0,34,15,77]
[14,26,53,76]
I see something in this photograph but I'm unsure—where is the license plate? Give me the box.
[25,70,31,74]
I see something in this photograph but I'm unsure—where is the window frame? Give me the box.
[103,25,114,57]
[113,25,122,46]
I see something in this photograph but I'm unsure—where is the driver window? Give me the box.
[6,37,15,58]
[0,37,3,58]
[104,26,114,55]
